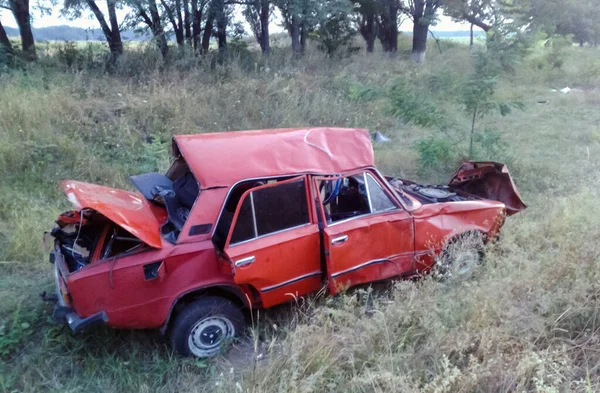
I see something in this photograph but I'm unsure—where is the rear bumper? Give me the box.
[52,305,108,332]
[49,244,108,332]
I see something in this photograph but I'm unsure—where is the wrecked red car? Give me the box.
[45,127,525,357]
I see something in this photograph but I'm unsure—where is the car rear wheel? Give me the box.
[436,232,485,280]
[170,296,245,358]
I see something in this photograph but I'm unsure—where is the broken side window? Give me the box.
[365,173,397,212]
[319,172,398,224]
[229,179,310,246]
[214,177,296,249]
[319,174,370,223]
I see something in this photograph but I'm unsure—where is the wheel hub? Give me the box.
[455,250,478,276]
[188,316,234,357]
[199,325,223,346]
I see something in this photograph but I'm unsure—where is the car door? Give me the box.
[314,171,415,295]
[223,176,323,308]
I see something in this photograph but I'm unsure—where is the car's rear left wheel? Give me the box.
[170,296,245,358]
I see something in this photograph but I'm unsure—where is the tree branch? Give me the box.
[131,0,153,27]
[465,14,491,31]
[85,0,113,38]
[159,0,179,30]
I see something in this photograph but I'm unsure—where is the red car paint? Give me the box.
[62,181,167,249]
[48,127,525,332]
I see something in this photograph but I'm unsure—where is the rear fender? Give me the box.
[159,284,250,334]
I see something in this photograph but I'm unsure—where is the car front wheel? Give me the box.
[170,296,245,358]
[436,232,485,280]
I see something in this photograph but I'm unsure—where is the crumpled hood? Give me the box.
[62,181,167,249]
[448,161,527,215]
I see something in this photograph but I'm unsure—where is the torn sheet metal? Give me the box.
[449,161,527,215]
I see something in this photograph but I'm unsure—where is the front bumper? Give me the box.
[52,305,108,332]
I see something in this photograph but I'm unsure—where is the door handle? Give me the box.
[235,256,256,267]
[331,235,348,245]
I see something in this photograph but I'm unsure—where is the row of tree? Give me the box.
[1,0,598,67]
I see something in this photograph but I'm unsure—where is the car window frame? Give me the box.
[364,172,398,213]
[225,175,314,248]
[313,170,402,227]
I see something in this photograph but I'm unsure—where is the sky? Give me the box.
[0,3,472,32]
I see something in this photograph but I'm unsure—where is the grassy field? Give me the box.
[1,38,600,392]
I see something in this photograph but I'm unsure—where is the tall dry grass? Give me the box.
[1,40,600,392]
[193,190,600,392]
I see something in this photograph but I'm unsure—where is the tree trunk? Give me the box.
[191,0,202,51]
[86,0,122,71]
[300,22,307,55]
[107,0,123,57]
[153,27,169,58]
[377,0,399,53]
[183,0,192,44]
[365,31,376,53]
[360,14,377,53]
[290,14,300,56]
[202,17,213,53]
[10,0,36,60]
[411,1,428,62]
[388,5,398,52]
[149,0,169,57]
[259,0,270,55]
[412,20,428,62]
[215,0,227,61]
[202,0,217,53]
[174,0,185,46]
[0,19,14,56]
[470,23,474,48]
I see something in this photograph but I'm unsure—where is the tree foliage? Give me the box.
[528,0,600,46]
[443,0,497,32]
[312,0,355,56]
[354,0,402,53]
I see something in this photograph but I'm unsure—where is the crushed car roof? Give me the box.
[172,127,374,187]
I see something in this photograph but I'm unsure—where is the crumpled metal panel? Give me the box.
[449,161,527,215]
[61,181,167,249]
[173,127,374,188]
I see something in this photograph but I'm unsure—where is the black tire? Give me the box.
[170,296,245,358]
[436,232,485,281]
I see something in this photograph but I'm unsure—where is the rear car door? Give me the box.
[314,171,415,294]
[223,176,322,308]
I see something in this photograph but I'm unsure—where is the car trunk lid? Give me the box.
[448,161,527,215]
[61,181,167,249]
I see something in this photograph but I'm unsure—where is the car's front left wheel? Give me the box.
[170,296,245,358]
[436,232,485,280]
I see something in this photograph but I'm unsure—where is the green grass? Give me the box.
[1,39,600,392]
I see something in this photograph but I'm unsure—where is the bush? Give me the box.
[313,13,357,57]
[387,82,450,130]
[414,136,460,179]
[312,0,357,57]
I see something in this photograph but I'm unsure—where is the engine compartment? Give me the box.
[388,178,478,204]
[51,210,145,272]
